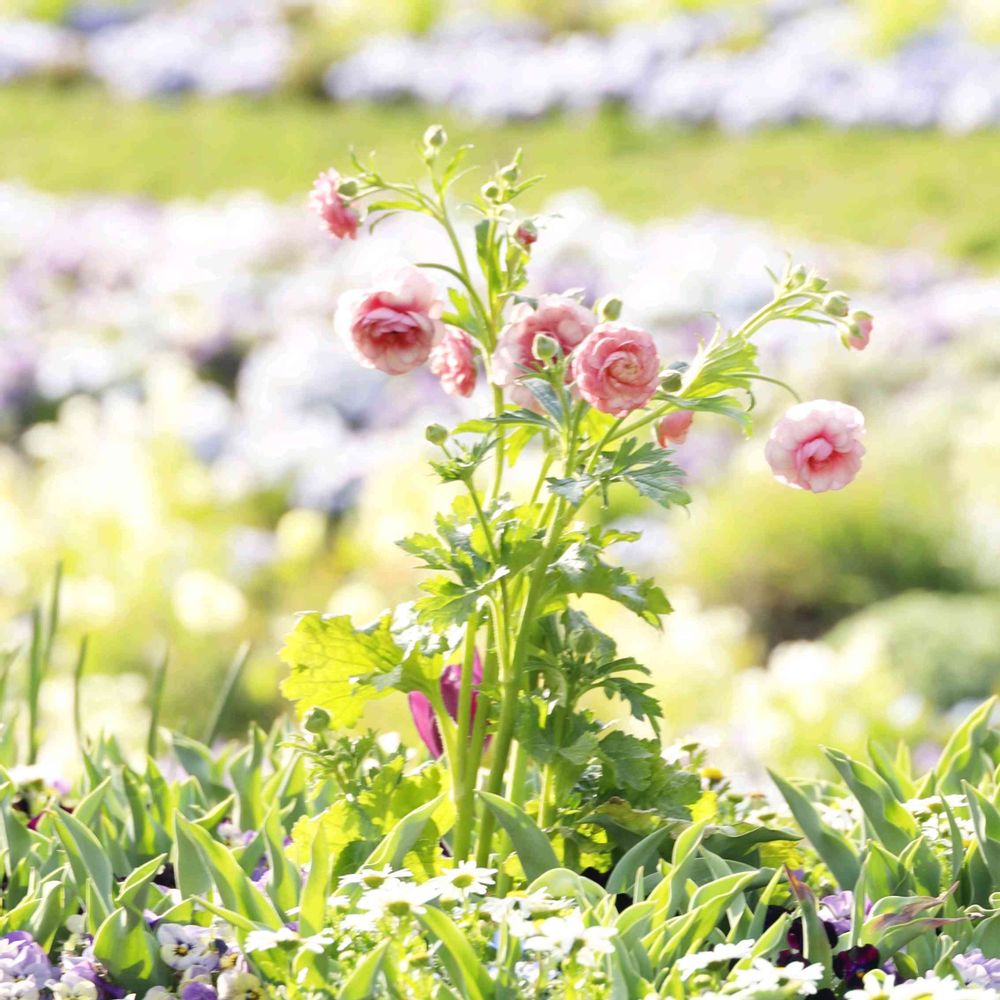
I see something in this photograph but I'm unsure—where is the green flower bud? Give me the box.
[822,292,850,318]
[481,181,502,203]
[422,124,447,150]
[809,275,829,292]
[303,706,331,734]
[660,370,683,392]
[532,332,560,362]
[788,264,808,287]
[425,423,449,446]
[335,177,359,198]
[499,161,520,184]
[595,294,623,321]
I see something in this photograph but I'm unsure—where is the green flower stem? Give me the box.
[451,613,480,862]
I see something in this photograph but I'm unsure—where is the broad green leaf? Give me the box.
[478,791,560,881]
[339,939,390,1000]
[93,907,168,992]
[606,826,672,895]
[417,907,493,1000]
[280,613,403,728]
[768,770,860,889]
[363,793,451,873]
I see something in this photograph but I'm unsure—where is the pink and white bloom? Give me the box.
[570,322,660,416]
[335,266,444,375]
[309,169,359,240]
[765,400,866,493]
[656,410,694,447]
[493,295,595,409]
[429,327,477,398]
[845,312,873,351]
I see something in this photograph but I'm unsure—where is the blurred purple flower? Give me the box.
[408,652,486,759]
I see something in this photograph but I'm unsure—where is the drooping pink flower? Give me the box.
[408,653,485,759]
[335,266,444,375]
[656,410,694,447]
[492,295,595,409]
[570,322,661,416]
[845,312,873,351]
[309,169,359,240]
[429,327,477,398]
[764,399,866,493]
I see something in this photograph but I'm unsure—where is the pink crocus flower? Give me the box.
[408,653,485,759]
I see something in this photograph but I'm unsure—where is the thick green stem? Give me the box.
[451,613,480,861]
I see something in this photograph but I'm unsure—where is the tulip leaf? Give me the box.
[478,791,560,881]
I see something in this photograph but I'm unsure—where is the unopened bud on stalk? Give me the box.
[788,265,808,287]
[423,124,447,150]
[532,333,560,362]
[481,181,502,203]
[809,275,829,292]
[499,161,520,185]
[335,177,359,198]
[514,220,538,248]
[304,706,331,734]
[660,370,683,392]
[425,423,449,446]
[822,292,850,318]
[595,294,623,321]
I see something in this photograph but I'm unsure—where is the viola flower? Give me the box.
[47,974,99,1000]
[764,400,866,493]
[570,322,661,416]
[180,984,217,1000]
[656,410,694,447]
[954,949,1000,989]
[834,945,882,990]
[0,933,55,984]
[309,169,359,241]
[408,654,486,759]
[216,971,264,1000]
[0,979,42,1000]
[156,924,215,973]
[429,327,477,398]
[335,265,445,376]
[492,295,595,409]
[58,955,126,1000]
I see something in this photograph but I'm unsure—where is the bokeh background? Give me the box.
[1,0,999,780]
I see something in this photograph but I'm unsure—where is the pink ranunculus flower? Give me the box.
[656,410,694,447]
[845,311,873,351]
[570,322,661,416]
[429,327,477,398]
[408,653,486,759]
[765,399,866,493]
[492,295,595,409]
[335,265,444,375]
[309,169,359,240]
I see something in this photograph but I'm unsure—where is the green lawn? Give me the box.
[3,84,1000,264]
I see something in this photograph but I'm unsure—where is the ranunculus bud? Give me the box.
[809,276,829,292]
[787,265,808,288]
[656,410,694,447]
[845,311,873,351]
[660,370,683,392]
[425,423,449,446]
[423,124,447,149]
[595,294,623,322]
[532,332,560,362]
[303,706,331,733]
[481,181,502,203]
[514,221,538,248]
[336,177,359,198]
[499,161,520,184]
[822,292,850,318]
